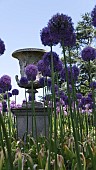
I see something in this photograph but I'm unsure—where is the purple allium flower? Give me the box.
[43,51,59,66]
[54,60,63,72]
[3,92,12,99]
[51,84,59,94]
[48,13,75,46]
[0,88,3,93]
[37,60,51,76]
[37,60,46,72]
[81,97,87,105]
[88,92,92,98]
[2,101,7,112]
[29,95,32,101]
[25,64,38,81]
[19,77,28,86]
[76,93,82,99]
[40,26,58,46]
[46,78,52,88]
[90,81,96,89]
[0,38,5,55]
[12,89,19,95]
[42,67,51,77]
[0,75,11,91]
[72,65,80,77]
[39,77,46,87]
[85,97,92,104]
[91,5,96,27]
[89,102,94,109]
[81,46,96,61]
[10,101,16,109]
[60,65,79,84]
[15,104,22,108]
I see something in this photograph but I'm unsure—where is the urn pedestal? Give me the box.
[11,48,50,139]
[12,107,49,139]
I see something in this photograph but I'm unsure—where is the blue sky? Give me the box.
[0,0,96,103]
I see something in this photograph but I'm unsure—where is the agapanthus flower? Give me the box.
[19,77,28,86]
[81,46,96,61]
[0,38,5,55]
[25,64,38,81]
[48,13,75,46]
[40,26,58,46]
[91,5,96,27]
[0,75,11,91]
[90,81,96,89]
[12,89,19,95]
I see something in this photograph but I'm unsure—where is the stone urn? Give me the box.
[11,48,50,139]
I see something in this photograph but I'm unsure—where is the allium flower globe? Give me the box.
[91,5,96,27]
[20,77,28,86]
[90,81,96,89]
[0,75,11,91]
[81,46,96,61]
[40,26,58,46]
[43,51,59,66]
[25,64,38,81]
[0,38,5,55]
[12,89,19,95]
[47,13,76,46]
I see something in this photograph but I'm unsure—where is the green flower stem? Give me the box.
[68,48,81,141]
[25,89,28,139]
[43,81,46,137]
[62,43,82,170]
[31,81,39,153]
[7,92,12,137]
[50,45,57,170]
[0,112,13,170]
[0,124,6,159]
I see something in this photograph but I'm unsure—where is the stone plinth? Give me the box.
[12,107,49,139]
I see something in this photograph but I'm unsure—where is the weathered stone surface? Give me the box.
[12,107,49,139]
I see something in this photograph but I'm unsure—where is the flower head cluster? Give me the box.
[48,13,76,47]
[0,38,5,55]
[81,46,96,61]
[0,75,11,91]
[37,52,63,76]
[25,64,38,81]
[40,13,76,47]
[90,81,96,89]
[91,5,96,27]
[2,101,7,112]
[12,89,19,95]
[19,77,28,86]
[3,92,12,99]
[40,27,58,46]
[60,65,79,84]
